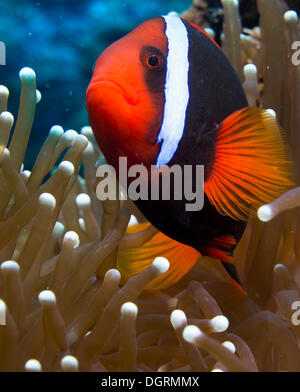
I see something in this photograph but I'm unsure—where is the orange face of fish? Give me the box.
[86,17,167,169]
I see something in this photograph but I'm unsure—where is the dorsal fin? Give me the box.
[187,20,221,49]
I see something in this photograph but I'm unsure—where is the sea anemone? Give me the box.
[0,0,300,372]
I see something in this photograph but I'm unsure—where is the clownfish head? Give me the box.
[87,14,241,171]
[86,17,169,168]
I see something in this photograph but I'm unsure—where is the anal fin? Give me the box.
[117,222,200,290]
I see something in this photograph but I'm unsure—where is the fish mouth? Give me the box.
[87,74,139,106]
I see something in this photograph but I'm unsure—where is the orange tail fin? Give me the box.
[117,222,200,290]
[200,235,237,263]
[205,107,294,220]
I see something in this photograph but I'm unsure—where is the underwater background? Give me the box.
[0,0,196,169]
[0,0,300,373]
[3,0,298,169]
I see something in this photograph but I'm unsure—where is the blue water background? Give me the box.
[0,0,191,168]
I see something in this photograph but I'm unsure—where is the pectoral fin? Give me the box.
[205,107,294,220]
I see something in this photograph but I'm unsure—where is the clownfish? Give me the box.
[86,14,293,289]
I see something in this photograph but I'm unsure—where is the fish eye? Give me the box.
[141,46,165,72]
[147,55,159,68]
